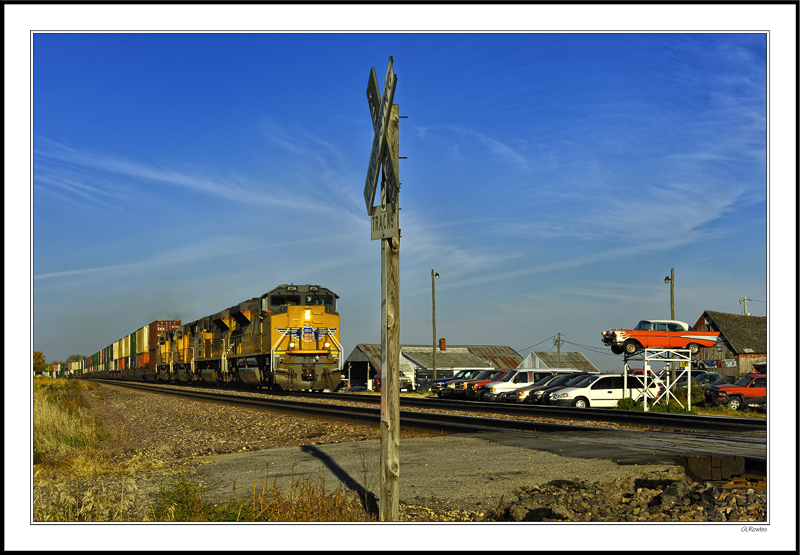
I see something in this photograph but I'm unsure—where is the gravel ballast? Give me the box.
[78,381,766,522]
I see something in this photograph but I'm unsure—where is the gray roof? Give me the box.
[401,347,492,369]
[348,344,521,371]
[520,351,599,372]
[696,311,767,355]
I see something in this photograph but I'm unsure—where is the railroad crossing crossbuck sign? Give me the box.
[364,57,399,240]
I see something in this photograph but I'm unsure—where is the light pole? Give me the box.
[664,268,676,383]
[664,268,675,320]
[432,269,439,382]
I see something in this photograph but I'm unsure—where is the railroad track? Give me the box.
[102,380,766,478]
[331,391,767,434]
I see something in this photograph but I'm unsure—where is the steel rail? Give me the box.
[328,392,767,433]
[98,379,765,434]
[104,381,765,444]
[103,381,768,478]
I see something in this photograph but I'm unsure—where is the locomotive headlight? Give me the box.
[324,341,331,348]
[304,310,311,320]
[289,342,296,348]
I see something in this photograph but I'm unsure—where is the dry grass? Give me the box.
[32,378,376,522]
[150,466,375,522]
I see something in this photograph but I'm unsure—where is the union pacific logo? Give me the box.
[277,327,339,341]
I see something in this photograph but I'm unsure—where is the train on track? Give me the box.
[76,284,344,392]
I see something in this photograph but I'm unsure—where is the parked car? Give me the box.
[744,396,767,414]
[505,373,579,403]
[431,369,485,397]
[676,371,720,388]
[532,373,596,405]
[709,375,740,387]
[440,369,500,398]
[463,370,513,401]
[705,374,767,411]
[373,370,414,392]
[481,369,568,402]
[344,385,369,393]
[549,373,663,408]
[601,319,720,355]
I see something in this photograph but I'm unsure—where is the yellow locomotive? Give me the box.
[155,284,343,391]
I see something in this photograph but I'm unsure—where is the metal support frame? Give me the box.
[623,348,694,411]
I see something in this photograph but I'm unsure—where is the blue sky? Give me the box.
[7,3,798,550]
[29,31,772,372]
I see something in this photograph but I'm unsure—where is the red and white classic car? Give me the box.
[601,319,720,355]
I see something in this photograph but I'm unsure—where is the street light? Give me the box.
[664,268,676,383]
[664,268,675,320]
[432,269,439,382]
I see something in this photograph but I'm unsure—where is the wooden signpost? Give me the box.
[364,56,400,522]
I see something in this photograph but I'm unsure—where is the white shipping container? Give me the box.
[136,326,149,355]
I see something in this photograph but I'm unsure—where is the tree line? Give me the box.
[33,352,86,374]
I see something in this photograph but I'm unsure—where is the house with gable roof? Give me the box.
[693,310,767,375]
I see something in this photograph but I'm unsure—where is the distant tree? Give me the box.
[33,351,47,374]
[65,354,87,364]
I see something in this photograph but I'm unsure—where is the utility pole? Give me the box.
[740,297,751,316]
[364,57,400,521]
[664,268,675,381]
[556,332,562,366]
[432,269,439,382]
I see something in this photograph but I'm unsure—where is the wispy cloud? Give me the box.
[413,124,530,172]
[34,229,365,282]
[33,137,351,214]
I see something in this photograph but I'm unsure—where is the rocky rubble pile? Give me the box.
[481,472,766,522]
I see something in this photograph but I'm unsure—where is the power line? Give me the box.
[515,336,556,354]
[561,338,617,356]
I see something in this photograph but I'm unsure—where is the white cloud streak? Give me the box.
[33,135,362,216]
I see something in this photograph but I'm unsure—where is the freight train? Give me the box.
[78,284,344,391]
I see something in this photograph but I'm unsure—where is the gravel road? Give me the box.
[193,432,688,513]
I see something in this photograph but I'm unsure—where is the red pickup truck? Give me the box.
[705,373,766,410]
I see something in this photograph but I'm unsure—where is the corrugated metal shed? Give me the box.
[402,347,492,370]
[518,351,599,372]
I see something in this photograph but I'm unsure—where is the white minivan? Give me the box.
[548,373,663,408]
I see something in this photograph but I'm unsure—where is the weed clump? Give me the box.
[150,467,375,522]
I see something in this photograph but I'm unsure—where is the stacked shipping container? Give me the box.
[80,321,179,380]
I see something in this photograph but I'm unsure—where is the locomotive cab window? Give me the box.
[304,294,335,308]
[270,294,301,307]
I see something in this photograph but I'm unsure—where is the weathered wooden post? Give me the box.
[364,56,400,521]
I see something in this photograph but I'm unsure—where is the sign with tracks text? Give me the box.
[371,202,398,240]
